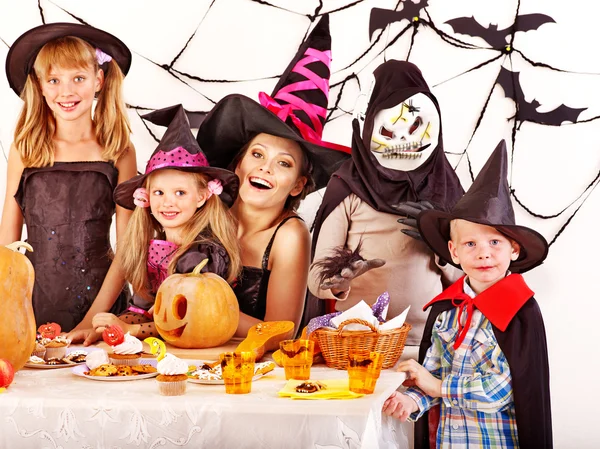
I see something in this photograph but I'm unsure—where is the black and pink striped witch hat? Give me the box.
[196,14,350,190]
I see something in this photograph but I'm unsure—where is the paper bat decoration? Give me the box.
[496,67,587,125]
[369,1,429,38]
[445,14,555,49]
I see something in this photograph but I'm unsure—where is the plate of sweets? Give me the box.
[25,349,89,369]
[72,349,158,381]
[186,360,276,385]
[25,322,88,369]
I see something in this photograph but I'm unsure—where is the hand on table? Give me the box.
[66,327,102,346]
[396,359,442,398]
[382,390,419,421]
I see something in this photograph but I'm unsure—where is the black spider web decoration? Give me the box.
[1,0,598,247]
[366,0,600,248]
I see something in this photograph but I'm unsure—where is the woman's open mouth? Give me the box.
[249,177,273,190]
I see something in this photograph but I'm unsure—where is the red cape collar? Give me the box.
[424,273,534,331]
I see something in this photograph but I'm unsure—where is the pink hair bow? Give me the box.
[96,48,113,65]
[133,188,150,208]
[206,179,223,199]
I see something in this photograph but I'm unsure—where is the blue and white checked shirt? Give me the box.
[404,278,518,449]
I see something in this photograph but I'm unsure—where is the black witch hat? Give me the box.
[417,140,548,273]
[114,104,239,210]
[196,14,350,190]
[6,22,131,96]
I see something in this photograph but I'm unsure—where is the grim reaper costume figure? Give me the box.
[305,60,464,346]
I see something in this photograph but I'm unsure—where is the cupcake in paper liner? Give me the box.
[32,341,46,359]
[156,353,188,396]
[109,332,143,365]
[44,335,70,360]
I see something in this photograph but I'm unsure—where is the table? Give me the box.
[1,346,414,449]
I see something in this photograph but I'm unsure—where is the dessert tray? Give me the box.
[25,348,96,369]
[186,360,275,385]
[72,359,158,381]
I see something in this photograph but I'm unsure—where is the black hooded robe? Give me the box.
[301,61,464,329]
[415,277,553,449]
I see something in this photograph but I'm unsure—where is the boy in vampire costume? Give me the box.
[305,60,464,346]
[383,140,552,449]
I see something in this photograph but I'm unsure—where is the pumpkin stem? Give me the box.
[192,259,209,275]
[5,241,33,253]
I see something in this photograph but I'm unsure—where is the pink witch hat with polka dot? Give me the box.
[114,104,239,210]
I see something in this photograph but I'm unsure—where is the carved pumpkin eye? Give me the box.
[379,126,394,139]
[154,292,162,316]
[409,116,423,135]
[172,294,188,320]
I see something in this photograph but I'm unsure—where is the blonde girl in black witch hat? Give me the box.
[196,15,350,343]
[0,23,137,333]
[77,105,241,342]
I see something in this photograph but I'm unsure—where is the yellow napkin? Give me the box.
[278,379,364,400]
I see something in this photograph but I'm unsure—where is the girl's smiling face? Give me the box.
[148,170,206,242]
[234,133,307,209]
[39,64,102,123]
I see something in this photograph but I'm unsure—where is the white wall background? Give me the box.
[1,1,598,447]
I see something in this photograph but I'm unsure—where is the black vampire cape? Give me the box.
[415,275,553,449]
[300,61,464,329]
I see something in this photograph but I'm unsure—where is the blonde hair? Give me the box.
[120,171,241,300]
[14,36,131,167]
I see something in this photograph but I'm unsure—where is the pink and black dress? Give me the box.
[127,235,230,315]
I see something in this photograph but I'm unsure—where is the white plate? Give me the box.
[24,347,96,369]
[72,359,158,381]
[187,373,265,385]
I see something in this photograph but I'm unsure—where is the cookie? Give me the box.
[131,364,157,374]
[89,364,118,377]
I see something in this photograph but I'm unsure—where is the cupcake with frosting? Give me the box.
[109,333,143,366]
[32,341,46,359]
[156,353,188,396]
[86,350,111,370]
[44,335,70,360]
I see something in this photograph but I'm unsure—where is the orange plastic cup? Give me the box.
[220,351,255,394]
[347,351,383,394]
[279,339,314,380]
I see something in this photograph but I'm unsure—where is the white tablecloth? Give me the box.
[1,359,411,449]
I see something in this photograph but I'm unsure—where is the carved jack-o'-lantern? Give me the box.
[0,242,36,371]
[153,259,239,349]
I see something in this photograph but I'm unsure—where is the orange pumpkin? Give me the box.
[153,259,239,348]
[0,242,36,371]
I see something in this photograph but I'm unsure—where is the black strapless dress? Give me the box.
[15,161,129,331]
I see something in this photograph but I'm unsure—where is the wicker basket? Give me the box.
[314,318,411,370]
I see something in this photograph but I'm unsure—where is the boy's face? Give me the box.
[448,219,520,294]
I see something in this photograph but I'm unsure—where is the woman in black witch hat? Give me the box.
[197,15,350,342]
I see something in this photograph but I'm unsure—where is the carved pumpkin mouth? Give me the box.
[155,323,187,341]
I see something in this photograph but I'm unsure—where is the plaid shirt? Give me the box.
[405,278,518,449]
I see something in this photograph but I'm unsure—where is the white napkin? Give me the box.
[379,305,410,331]
[330,300,379,331]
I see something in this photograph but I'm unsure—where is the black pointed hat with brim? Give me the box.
[6,22,132,96]
[417,140,548,273]
[196,14,350,190]
[114,104,239,210]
